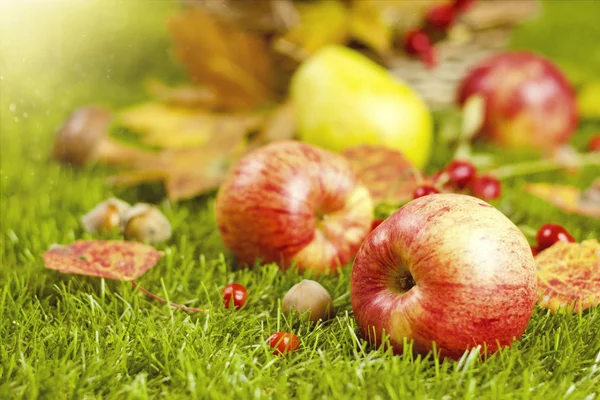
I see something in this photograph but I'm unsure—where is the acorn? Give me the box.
[281,280,334,323]
[81,198,131,233]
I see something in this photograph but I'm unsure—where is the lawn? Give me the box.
[1,1,599,399]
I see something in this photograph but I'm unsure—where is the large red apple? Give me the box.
[457,51,578,152]
[351,193,537,359]
[215,141,373,274]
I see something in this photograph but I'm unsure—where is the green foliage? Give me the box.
[1,1,599,398]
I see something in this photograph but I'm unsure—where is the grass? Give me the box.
[1,1,600,399]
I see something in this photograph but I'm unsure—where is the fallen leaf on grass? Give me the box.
[119,102,264,149]
[273,0,348,61]
[169,8,274,109]
[43,240,163,281]
[536,240,600,312]
[525,182,600,219]
[342,145,422,205]
[107,131,247,202]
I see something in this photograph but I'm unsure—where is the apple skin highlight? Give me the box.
[351,193,537,359]
[216,141,373,274]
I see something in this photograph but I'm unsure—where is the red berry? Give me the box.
[536,223,576,251]
[588,135,600,152]
[403,30,437,68]
[223,283,248,309]
[426,3,456,30]
[371,219,384,231]
[445,160,477,189]
[268,332,300,355]
[453,0,476,12]
[413,185,440,199]
[531,245,539,257]
[471,175,501,200]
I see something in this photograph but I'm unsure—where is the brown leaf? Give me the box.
[536,240,600,312]
[147,80,222,109]
[169,8,274,109]
[118,102,264,149]
[249,101,297,151]
[43,240,163,281]
[273,0,349,61]
[525,182,600,219]
[107,129,247,202]
[342,145,422,205]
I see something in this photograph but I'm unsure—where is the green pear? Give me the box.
[290,46,433,168]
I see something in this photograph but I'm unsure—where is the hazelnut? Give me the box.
[281,280,334,323]
[121,203,172,244]
[81,198,131,233]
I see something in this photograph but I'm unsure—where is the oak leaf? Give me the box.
[342,145,422,205]
[169,8,274,108]
[536,240,600,312]
[43,240,163,281]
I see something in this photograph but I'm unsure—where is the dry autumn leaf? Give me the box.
[147,80,221,109]
[342,145,422,205]
[43,240,163,281]
[348,1,394,55]
[273,0,348,61]
[525,182,600,219]
[119,102,265,149]
[169,8,274,109]
[107,129,247,202]
[536,240,600,313]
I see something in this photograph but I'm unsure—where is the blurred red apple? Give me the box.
[351,193,537,359]
[216,141,373,274]
[457,51,578,152]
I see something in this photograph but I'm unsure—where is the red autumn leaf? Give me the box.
[342,145,423,205]
[536,240,600,313]
[43,240,163,281]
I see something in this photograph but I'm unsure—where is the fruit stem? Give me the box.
[485,153,600,179]
[131,280,207,313]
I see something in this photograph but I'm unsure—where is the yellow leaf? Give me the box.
[578,81,600,119]
[273,0,349,61]
[536,240,600,312]
[348,1,393,55]
[118,102,265,149]
[525,182,600,219]
[169,8,274,109]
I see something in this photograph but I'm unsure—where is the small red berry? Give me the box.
[403,30,437,68]
[268,332,300,355]
[413,185,440,199]
[371,219,384,231]
[453,0,476,12]
[536,223,576,251]
[223,283,248,309]
[588,135,600,152]
[445,160,477,189]
[531,245,539,257]
[425,3,456,30]
[471,175,501,200]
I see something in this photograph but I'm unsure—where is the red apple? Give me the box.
[351,193,537,359]
[457,51,578,152]
[215,141,373,274]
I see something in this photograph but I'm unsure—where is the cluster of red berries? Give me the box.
[403,0,476,67]
[412,159,502,201]
[531,223,576,256]
[222,283,300,356]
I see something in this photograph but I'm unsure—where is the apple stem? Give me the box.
[485,152,600,179]
[131,280,207,313]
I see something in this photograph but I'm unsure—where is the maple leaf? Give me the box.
[342,145,422,205]
[118,102,265,149]
[43,240,163,281]
[536,240,600,313]
[273,0,349,61]
[525,181,600,219]
[169,8,275,109]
